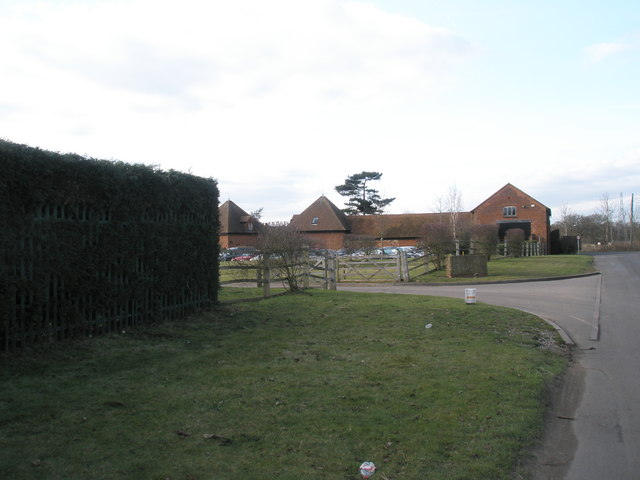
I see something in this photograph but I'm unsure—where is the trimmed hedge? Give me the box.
[0,139,219,351]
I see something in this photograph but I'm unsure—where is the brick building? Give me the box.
[290,184,551,250]
[287,195,350,250]
[220,183,551,251]
[470,183,551,243]
[218,200,262,249]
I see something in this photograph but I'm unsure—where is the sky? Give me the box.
[1,0,639,223]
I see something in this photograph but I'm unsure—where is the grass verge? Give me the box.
[0,290,567,479]
[414,254,595,283]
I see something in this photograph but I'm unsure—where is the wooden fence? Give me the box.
[498,240,548,257]
[220,252,434,300]
[220,256,338,299]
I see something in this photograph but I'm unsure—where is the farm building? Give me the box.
[220,184,551,251]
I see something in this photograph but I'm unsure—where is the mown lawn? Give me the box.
[413,254,595,283]
[0,290,567,479]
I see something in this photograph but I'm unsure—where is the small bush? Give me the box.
[505,228,525,258]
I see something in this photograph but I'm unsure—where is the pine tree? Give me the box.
[334,171,395,215]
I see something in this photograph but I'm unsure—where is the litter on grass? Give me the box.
[359,461,376,478]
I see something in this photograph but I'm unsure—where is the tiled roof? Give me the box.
[290,196,351,232]
[289,196,477,237]
[219,200,262,234]
[349,212,472,238]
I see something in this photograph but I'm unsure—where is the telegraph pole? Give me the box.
[631,193,634,247]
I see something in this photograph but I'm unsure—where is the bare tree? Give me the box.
[616,193,630,242]
[558,202,573,236]
[631,193,636,246]
[446,185,464,241]
[256,223,308,292]
[599,193,615,244]
[419,223,455,270]
[434,185,465,242]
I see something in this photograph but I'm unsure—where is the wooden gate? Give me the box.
[337,253,406,282]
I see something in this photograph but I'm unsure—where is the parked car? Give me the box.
[396,246,423,258]
[308,248,331,259]
[249,253,283,262]
[232,254,256,261]
[220,246,257,261]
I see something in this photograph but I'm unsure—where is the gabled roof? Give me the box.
[471,183,549,213]
[290,195,351,232]
[349,212,473,238]
[219,200,262,234]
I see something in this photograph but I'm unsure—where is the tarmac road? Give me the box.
[339,251,640,479]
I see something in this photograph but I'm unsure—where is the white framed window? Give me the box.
[311,216,319,225]
[503,206,517,217]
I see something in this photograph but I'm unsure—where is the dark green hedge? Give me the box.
[0,139,219,350]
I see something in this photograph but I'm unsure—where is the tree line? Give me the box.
[553,193,637,248]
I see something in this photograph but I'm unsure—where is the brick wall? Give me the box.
[220,233,259,249]
[300,232,347,250]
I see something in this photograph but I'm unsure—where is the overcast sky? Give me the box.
[2,0,639,222]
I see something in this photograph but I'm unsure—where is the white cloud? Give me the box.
[583,33,640,63]
[2,1,637,225]
[0,0,475,222]
[1,0,471,108]
[584,42,629,63]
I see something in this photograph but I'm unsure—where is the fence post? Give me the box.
[262,266,271,298]
[256,267,263,288]
[398,251,409,281]
[322,255,329,290]
[303,261,310,289]
[328,257,337,290]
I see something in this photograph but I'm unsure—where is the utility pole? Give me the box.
[619,192,625,241]
[631,193,635,247]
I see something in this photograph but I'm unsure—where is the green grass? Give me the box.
[219,260,262,284]
[218,286,287,302]
[414,254,595,283]
[0,290,567,479]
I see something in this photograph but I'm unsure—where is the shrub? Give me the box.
[505,228,525,258]
[256,223,309,292]
[471,224,499,260]
[419,223,455,270]
[0,139,219,350]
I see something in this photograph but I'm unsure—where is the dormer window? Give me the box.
[311,216,319,225]
[503,206,517,217]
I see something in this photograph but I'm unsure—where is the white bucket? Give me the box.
[465,288,476,305]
